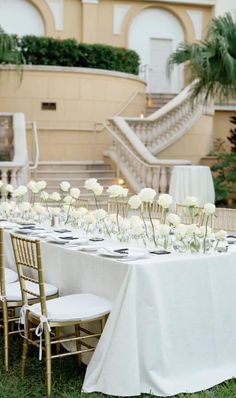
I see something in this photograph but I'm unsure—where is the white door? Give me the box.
[149,38,173,93]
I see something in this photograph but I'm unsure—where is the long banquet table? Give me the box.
[3,228,236,397]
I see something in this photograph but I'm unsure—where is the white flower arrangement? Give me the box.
[128,195,142,209]
[166,213,181,227]
[157,193,173,209]
[60,181,71,192]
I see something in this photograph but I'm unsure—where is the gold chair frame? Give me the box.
[176,204,203,226]
[140,201,164,221]
[10,233,108,398]
[108,200,129,218]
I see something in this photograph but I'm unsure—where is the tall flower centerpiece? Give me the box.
[138,188,157,246]
[84,178,103,209]
[157,193,173,223]
[185,196,199,223]
[107,185,128,232]
[202,203,216,253]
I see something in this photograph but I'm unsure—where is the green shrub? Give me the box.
[17,35,140,74]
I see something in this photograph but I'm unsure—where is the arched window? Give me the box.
[0,0,45,36]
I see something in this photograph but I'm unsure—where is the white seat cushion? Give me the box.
[5,268,18,284]
[6,281,58,301]
[29,293,112,322]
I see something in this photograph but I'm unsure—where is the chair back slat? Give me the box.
[0,228,6,298]
[108,200,129,218]
[11,234,47,317]
[214,208,236,233]
[140,201,163,221]
[176,204,203,226]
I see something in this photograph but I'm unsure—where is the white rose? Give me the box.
[64,195,75,205]
[128,195,142,209]
[70,188,80,199]
[175,224,188,239]
[60,181,70,192]
[166,213,181,227]
[93,209,107,220]
[215,230,227,241]
[138,188,156,203]
[5,184,14,193]
[0,181,4,189]
[107,185,124,198]
[159,224,171,237]
[120,187,128,198]
[93,184,103,196]
[204,203,216,215]
[36,180,47,191]
[185,196,199,207]
[40,191,49,201]
[158,193,173,209]
[50,192,61,201]
[84,178,98,190]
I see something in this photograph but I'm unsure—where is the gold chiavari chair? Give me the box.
[77,198,89,209]
[108,200,129,218]
[0,228,58,372]
[140,201,164,221]
[176,204,203,226]
[212,207,236,233]
[10,233,112,398]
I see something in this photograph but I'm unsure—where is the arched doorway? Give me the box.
[128,8,184,93]
[0,0,45,36]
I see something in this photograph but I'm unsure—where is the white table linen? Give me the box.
[169,165,215,208]
[4,230,236,397]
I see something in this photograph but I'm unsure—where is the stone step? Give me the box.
[34,161,111,171]
[32,170,116,179]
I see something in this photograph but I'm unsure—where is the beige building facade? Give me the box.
[0,0,235,163]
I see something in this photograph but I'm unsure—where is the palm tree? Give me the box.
[169,13,236,103]
[0,26,24,66]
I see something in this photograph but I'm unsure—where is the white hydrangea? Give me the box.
[77,207,89,217]
[50,192,61,201]
[175,224,188,239]
[158,193,173,209]
[40,191,49,201]
[93,209,107,220]
[185,196,199,207]
[187,224,199,236]
[84,178,98,190]
[33,203,46,215]
[109,213,123,224]
[12,185,28,197]
[64,195,76,205]
[197,226,212,238]
[5,184,14,193]
[215,230,227,241]
[36,180,47,191]
[60,181,71,192]
[204,203,216,215]
[166,213,181,227]
[128,195,142,209]
[84,213,96,225]
[18,202,31,212]
[0,181,4,189]
[70,188,80,199]
[50,207,61,216]
[138,188,156,203]
[119,218,130,231]
[93,184,103,196]
[0,202,11,213]
[107,185,125,198]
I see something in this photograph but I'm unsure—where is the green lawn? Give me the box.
[1,334,236,398]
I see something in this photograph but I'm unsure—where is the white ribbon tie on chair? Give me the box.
[0,295,6,302]
[19,305,51,360]
[35,315,51,360]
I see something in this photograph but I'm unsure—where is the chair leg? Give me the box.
[21,315,29,378]
[75,325,81,368]
[44,327,52,398]
[55,327,60,355]
[3,301,9,371]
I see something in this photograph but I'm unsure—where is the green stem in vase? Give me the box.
[65,199,73,224]
[141,211,149,239]
[148,203,157,247]
[203,215,209,254]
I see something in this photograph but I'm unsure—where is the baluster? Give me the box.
[1,169,8,185]
[159,167,168,193]
[152,167,160,193]
[11,169,17,187]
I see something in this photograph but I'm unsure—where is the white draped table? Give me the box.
[169,165,215,208]
[4,231,236,397]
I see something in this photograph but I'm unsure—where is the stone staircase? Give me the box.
[145,93,176,116]
[30,161,120,207]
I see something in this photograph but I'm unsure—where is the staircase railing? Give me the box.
[104,116,191,194]
[0,113,29,187]
[123,82,210,155]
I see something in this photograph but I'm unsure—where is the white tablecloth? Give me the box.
[169,165,215,208]
[4,232,236,397]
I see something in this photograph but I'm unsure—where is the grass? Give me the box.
[1,334,236,398]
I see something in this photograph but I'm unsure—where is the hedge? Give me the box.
[17,36,140,75]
